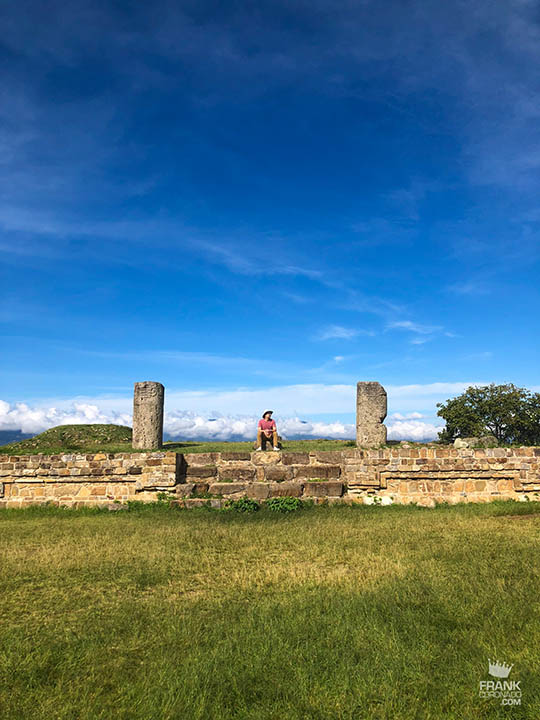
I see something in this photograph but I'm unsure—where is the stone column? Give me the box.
[132,382,165,449]
[356,382,387,447]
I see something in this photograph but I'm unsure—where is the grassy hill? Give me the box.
[0,424,133,455]
[0,423,362,455]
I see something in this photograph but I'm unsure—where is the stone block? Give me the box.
[264,466,294,482]
[246,483,270,500]
[268,482,303,497]
[313,451,343,464]
[252,452,282,465]
[192,482,210,495]
[183,453,220,465]
[183,498,211,508]
[218,468,256,482]
[175,483,195,497]
[303,481,344,497]
[208,482,247,495]
[282,453,309,465]
[294,465,341,479]
[186,465,218,478]
[221,452,251,461]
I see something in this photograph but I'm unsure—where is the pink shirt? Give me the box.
[258,418,276,432]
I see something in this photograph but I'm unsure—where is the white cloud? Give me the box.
[316,325,366,341]
[387,320,442,335]
[164,412,357,441]
[0,398,445,442]
[0,399,131,435]
[387,420,443,442]
[1,382,479,442]
[389,412,424,420]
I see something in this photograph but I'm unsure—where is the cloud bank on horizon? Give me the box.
[0,381,465,441]
[0,398,442,442]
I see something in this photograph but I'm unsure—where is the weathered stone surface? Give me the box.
[302,481,344,497]
[313,451,344,464]
[294,465,341,479]
[356,381,387,448]
[268,482,303,497]
[264,466,294,482]
[132,381,164,450]
[192,482,210,495]
[183,453,220,465]
[221,452,251,461]
[455,435,498,449]
[218,468,256,482]
[2,446,540,507]
[183,498,212,508]
[251,452,282,465]
[208,482,247,495]
[282,453,309,465]
[186,465,218,478]
[174,483,195,497]
[246,483,270,500]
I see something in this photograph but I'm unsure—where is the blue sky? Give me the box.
[1,0,539,439]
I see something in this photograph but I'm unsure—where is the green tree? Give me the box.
[437,383,540,445]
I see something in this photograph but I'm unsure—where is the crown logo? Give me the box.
[488,659,513,678]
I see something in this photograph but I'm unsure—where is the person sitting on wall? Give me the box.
[256,410,280,452]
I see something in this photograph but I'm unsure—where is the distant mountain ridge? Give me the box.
[0,430,34,446]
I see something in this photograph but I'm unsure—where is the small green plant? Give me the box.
[222,497,260,513]
[265,497,303,513]
[191,490,215,499]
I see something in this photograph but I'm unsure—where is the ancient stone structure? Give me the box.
[356,382,387,447]
[2,377,539,509]
[1,447,539,508]
[132,381,164,450]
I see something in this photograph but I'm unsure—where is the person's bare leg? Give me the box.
[256,429,263,450]
[272,430,279,450]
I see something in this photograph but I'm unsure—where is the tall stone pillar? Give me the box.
[132,382,164,450]
[356,382,387,447]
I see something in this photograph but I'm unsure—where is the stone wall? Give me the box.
[1,447,539,508]
[0,452,178,507]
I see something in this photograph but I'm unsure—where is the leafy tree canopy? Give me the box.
[437,383,540,445]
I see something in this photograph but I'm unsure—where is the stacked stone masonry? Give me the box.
[1,447,540,508]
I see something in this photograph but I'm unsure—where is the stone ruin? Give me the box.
[132,380,387,450]
[129,379,388,450]
[132,381,164,450]
[3,379,539,509]
[356,381,387,447]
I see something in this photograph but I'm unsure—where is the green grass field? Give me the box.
[1,501,539,719]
